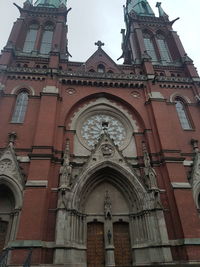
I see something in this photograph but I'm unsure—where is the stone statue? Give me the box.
[104,191,112,220]
[142,141,158,190]
[59,139,72,193]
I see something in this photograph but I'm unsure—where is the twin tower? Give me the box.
[0,0,200,266]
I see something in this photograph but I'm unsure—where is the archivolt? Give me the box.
[0,175,23,209]
[70,161,147,212]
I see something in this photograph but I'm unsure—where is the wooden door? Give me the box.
[113,222,132,267]
[0,221,8,252]
[87,222,105,267]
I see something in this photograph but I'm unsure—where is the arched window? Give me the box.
[40,24,54,54]
[11,91,29,123]
[97,64,105,73]
[143,33,157,61]
[157,34,171,62]
[175,98,191,130]
[23,23,39,53]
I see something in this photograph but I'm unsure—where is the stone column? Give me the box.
[104,220,115,267]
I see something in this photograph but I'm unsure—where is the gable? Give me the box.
[85,47,122,74]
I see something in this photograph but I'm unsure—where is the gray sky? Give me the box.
[0,0,199,74]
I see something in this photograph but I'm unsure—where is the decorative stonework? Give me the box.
[66,88,76,95]
[0,159,13,173]
[0,145,24,187]
[101,144,114,158]
[131,91,141,98]
[189,139,200,209]
[81,114,126,148]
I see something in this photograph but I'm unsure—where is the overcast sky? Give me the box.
[0,0,199,74]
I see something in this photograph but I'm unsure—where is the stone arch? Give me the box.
[64,93,146,157]
[0,175,23,209]
[64,92,146,131]
[70,161,146,212]
[0,175,23,250]
[170,92,191,103]
[11,85,35,96]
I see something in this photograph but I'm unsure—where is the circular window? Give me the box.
[81,114,126,148]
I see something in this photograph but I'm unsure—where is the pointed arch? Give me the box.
[143,30,157,61]
[23,22,39,53]
[11,90,29,123]
[0,175,23,210]
[174,97,192,130]
[65,92,145,131]
[70,161,146,211]
[40,22,54,54]
[156,31,171,62]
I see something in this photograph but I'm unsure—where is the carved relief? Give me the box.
[0,159,13,173]
[101,144,114,157]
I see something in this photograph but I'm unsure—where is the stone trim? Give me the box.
[25,180,48,187]
[171,182,192,189]
[42,86,59,94]
[9,238,200,249]
[170,238,200,246]
[183,160,193,166]
[17,156,30,163]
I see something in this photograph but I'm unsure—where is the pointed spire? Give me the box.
[156,2,169,20]
[34,0,67,8]
[127,0,155,17]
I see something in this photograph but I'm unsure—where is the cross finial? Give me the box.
[95,40,105,49]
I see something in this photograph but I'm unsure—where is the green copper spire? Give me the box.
[34,0,67,8]
[127,0,155,17]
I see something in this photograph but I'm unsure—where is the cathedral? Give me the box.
[1,0,200,266]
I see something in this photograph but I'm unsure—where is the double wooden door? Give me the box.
[87,222,132,267]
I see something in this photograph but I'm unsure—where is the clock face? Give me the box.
[81,114,126,148]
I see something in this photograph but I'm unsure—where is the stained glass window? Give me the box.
[23,24,38,53]
[143,33,157,61]
[40,25,54,54]
[11,91,29,123]
[175,99,191,130]
[157,34,171,62]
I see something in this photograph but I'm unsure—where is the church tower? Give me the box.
[0,0,200,266]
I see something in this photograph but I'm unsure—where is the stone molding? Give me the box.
[42,86,59,94]
[25,180,48,187]
[171,182,192,189]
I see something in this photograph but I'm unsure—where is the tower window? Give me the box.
[157,34,171,62]
[23,24,39,53]
[40,24,54,54]
[143,33,157,61]
[97,64,105,73]
[11,91,29,123]
[175,98,191,130]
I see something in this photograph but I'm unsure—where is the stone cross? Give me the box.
[95,40,105,49]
